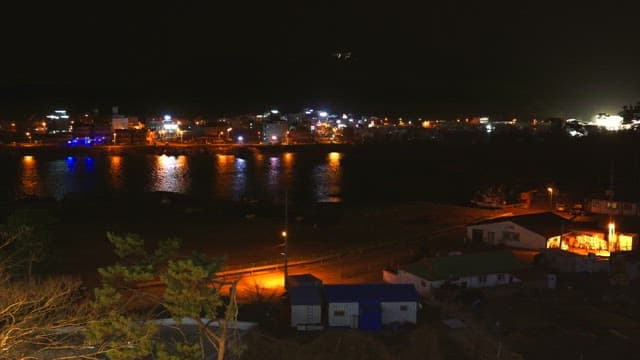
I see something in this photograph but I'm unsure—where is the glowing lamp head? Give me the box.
[237,136,244,142]
[271,135,277,141]
[318,111,328,117]
[281,230,287,238]
[164,115,172,121]
[547,187,553,194]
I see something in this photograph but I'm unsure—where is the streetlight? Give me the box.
[547,187,553,209]
[282,190,288,289]
[113,132,117,145]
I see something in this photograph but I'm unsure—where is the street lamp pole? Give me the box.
[547,187,553,210]
[283,189,288,290]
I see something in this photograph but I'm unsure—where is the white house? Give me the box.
[384,250,528,297]
[466,212,569,250]
[324,284,419,330]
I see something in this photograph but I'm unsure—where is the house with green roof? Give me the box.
[383,251,529,296]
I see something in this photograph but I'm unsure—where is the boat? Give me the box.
[470,186,524,209]
[470,192,506,209]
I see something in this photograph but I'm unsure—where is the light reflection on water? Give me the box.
[312,152,343,203]
[109,156,123,190]
[19,155,40,196]
[11,152,344,203]
[151,155,190,193]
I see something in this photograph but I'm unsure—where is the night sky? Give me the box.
[2,2,640,119]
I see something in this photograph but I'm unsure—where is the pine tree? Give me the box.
[86,232,242,360]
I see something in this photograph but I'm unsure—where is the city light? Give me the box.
[318,111,328,117]
[609,222,616,240]
[164,115,172,121]
[593,113,623,131]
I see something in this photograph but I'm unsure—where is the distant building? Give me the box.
[466,212,569,250]
[383,251,528,297]
[263,121,288,144]
[588,198,640,217]
[324,284,418,330]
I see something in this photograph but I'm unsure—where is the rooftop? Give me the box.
[470,212,569,238]
[324,284,419,303]
[402,250,529,281]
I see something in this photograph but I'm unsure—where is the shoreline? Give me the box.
[0,142,358,158]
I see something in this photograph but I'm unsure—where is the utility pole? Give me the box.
[283,189,289,290]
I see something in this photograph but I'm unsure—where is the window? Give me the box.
[479,275,487,284]
[497,274,504,281]
[503,231,520,242]
[333,310,345,317]
[400,305,408,311]
[420,280,427,288]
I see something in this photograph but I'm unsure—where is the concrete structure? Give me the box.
[324,284,418,330]
[383,251,528,297]
[466,212,569,250]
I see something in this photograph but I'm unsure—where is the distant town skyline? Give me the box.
[2,2,639,120]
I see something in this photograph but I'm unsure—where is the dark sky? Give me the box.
[2,2,640,119]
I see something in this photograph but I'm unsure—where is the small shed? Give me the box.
[287,274,323,330]
[324,284,419,330]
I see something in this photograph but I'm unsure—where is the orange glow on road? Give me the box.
[255,273,285,289]
[236,271,286,301]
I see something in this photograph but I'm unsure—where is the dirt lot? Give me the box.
[31,193,521,283]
